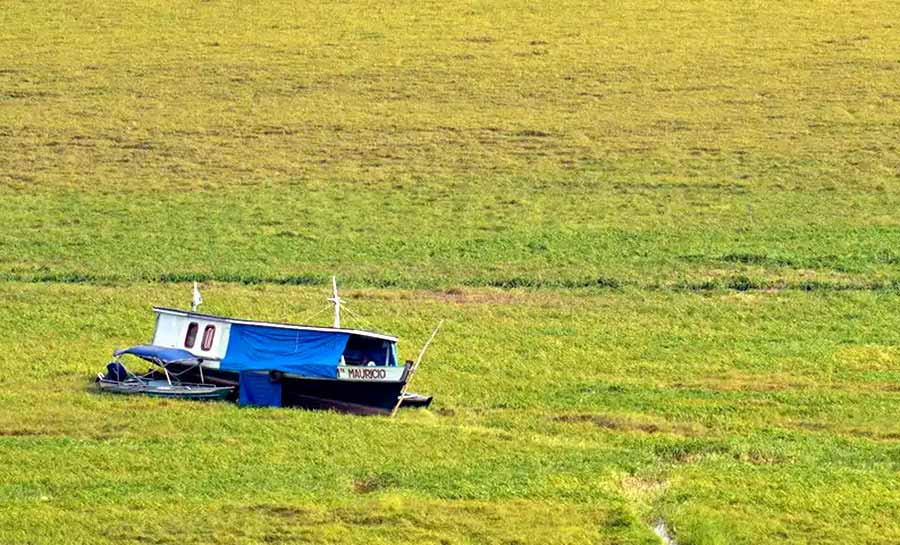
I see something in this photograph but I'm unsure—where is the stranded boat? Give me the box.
[97,360,234,401]
[99,279,439,415]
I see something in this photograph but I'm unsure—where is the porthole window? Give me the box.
[184,322,199,348]
[201,325,216,351]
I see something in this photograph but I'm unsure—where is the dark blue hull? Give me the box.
[166,364,409,415]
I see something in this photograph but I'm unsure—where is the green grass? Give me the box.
[2,284,900,544]
[2,0,900,289]
[2,0,900,543]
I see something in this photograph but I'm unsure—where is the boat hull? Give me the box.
[165,364,409,415]
[97,378,234,401]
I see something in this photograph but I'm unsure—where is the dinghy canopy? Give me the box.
[220,324,350,379]
[114,345,201,364]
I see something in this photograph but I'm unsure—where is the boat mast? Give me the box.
[191,281,203,312]
[328,276,342,328]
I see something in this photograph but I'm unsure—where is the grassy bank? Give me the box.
[2,0,899,543]
[1,284,899,544]
[2,1,900,290]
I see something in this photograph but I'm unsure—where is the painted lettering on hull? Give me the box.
[346,368,386,380]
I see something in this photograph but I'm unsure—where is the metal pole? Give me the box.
[329,276,342,328]
[390,320,444,416]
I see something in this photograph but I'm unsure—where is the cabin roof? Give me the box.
[152,307,399,342]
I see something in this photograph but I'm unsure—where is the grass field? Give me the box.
[2,1,900,543]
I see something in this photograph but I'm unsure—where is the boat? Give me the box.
[100,279,439,415]
[97,378,234,400]
[96,355,234,401]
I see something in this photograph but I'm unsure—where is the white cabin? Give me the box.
[150,307,400,372]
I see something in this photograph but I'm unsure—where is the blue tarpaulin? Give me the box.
[221,324,349,378]
[238,371,282,407]
[114,345,200,364]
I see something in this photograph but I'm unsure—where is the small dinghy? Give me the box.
[97,376,234,400]
[96,354,233,401]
